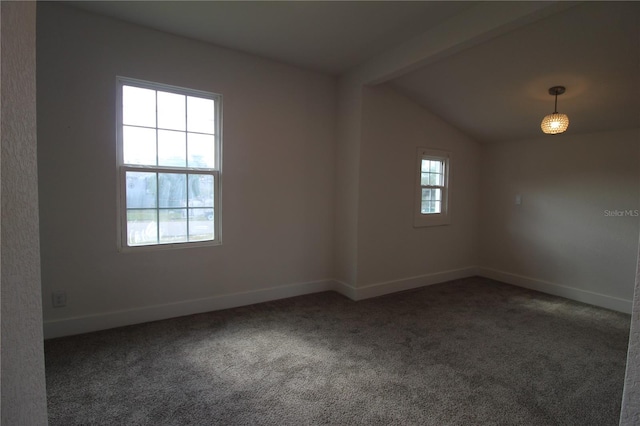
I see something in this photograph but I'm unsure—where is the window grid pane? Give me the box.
[421,159,443,173]
[187,97,216,134]
[126,171,157,208]
[187,133,215,168]
[420,158,445,216]
[123,126,157,165]
[159,209,188,244]
[157,91,186,131]
[415,151,449,226]
[420,200,442,214]
[126,209,158,246]
[188,208,215,241]
[123,86,156,128]
[122,85,216,170]
[158,173,187,208]
[120,79,220,248]
[158,130,187,167]
[125,170,217,247]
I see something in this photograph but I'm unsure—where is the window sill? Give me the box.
[413,214,450,228]
[118,239,222,253]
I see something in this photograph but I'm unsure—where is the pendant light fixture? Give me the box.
[540,86,569,134]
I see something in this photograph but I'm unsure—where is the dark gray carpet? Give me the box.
[45,277,630,425]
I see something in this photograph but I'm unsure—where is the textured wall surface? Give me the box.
[620,240,640,424]
[0,2,48,424]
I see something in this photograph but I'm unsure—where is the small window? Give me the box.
[414,148,450,227]
[116,77,222,250]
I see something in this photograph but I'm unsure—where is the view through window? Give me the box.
[117,78,221,249]
[414,148,450,227]
[420,158,445,214]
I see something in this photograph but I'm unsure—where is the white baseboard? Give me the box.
[43,268,479,339]
[339,266,479,301]
[332,280,358,300]
[47,266,626,339]
[44,279,338,339]
[478,267,633,314]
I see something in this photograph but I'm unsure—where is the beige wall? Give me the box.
[37,3,337,336]
[0,1,48,424]
[479,129,640,311]
[36,0,638,348]
[333,79,362,286]
[356,85,480,287]
[12,1,640,423]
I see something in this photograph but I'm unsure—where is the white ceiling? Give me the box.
[67,1,475,75]
[389,1,640,143]
[66,1,640,143]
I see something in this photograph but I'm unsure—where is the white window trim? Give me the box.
[116,76,223,252]
[413,148,451,228]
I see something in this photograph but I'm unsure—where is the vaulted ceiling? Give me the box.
[389,1,640,142]
[66,1,476,74]
[67,1,640,143]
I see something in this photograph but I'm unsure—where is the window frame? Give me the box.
[413,148,451,228]
[116,76,223,251]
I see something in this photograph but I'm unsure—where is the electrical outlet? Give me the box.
[52,290,67,308]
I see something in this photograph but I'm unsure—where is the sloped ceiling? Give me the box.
[66,1,640,143]
[389,1,640,143]
[66,1,474,75]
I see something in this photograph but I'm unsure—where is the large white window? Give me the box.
[414,148,450,227]
[116,77,222,250]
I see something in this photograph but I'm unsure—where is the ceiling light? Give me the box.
[541,86,569,135]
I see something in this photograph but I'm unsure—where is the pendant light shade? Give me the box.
[541,86,569,135]
[541,112,569,134]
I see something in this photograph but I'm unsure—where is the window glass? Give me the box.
[188,133,215,168]
[123,126,156,165]
[414,149,450,227]
[118,78,221,249]
[157,91,186,131]
[123,86,156,128]
[187,97,215,134]
[158,130,187,167]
